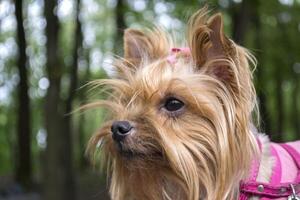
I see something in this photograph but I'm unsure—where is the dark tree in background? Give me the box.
[230,0,273,135]
[14,0,32,188]
[44,0,84,198]
[252,0,272,134]
[78,51,90,170]
[276,13,299,141]
[114,0,126,54]
[78,54,90,170]
[231,0,252,45]
[44,0,76,199]
[62,0,82,190]
[66,0,82,118]
[292,69,300,136]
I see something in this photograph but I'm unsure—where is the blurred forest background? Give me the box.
[0,0,299,199]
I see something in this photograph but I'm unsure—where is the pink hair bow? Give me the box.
[166,47,191,64]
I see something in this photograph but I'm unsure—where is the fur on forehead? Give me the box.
[115,11,234,98]
[111,7,256,107]
[86,7,256,116]
[117,59,195,96]
[115,8,244,86]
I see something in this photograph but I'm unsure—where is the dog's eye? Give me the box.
[164,97,184,112]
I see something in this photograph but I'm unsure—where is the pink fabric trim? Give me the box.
[287,141,300,156]
[280,143,300,183]
[276,144,298,182]
[270,144,282,184]
[239,139,262,200]
[281,143,300,169]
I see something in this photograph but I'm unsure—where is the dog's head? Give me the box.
[87,8,258,200]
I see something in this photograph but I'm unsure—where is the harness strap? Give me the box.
[269,145,282,184]
[239,141,300,199]
[280,144,300,170]
[280,143,300,183]
[239,139,262,200]
[240,181,300,198]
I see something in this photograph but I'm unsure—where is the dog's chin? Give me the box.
[115,142,163,161]
[119,149,163,160]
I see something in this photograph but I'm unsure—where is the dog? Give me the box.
[85,8,300,200]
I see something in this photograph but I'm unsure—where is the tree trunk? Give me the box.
[278,20,300,139]
[113,0,126,54]
[231,0,252,45]
[252,0,272,134]
[44,0,75,199]
[274,71,284,141]
[66,0,82,115]
[292,76,300,137]
[78,49,91,171]
[231,0,272,134]
[64,0,83,178]
[14,0,32,189]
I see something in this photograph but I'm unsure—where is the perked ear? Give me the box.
[124,29,150,65]
[189,11,237,83]
[206,14,226,59]
[123,28,169,66]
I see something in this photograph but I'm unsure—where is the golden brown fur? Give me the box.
[85,8,260,200]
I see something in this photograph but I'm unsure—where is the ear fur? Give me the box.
[188,10,237,86]
[124,29,149,65]
[206,14,226,59]
[123,28,169,67]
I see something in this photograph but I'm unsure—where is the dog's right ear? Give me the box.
[124,29,147,65]
[123,28,169,67]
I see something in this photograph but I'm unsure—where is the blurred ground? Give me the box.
[0,171,109,200]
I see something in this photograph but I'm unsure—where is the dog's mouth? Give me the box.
[119,149,163,159]
[116,142,163,159]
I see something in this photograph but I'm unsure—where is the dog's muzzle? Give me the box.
[111,120,133,142]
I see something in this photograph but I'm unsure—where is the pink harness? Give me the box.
[239,140,300,200]
[166,47,300,199]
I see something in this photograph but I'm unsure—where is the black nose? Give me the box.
[111,121,133,142]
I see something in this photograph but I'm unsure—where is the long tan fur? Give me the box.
[86,7,259,200]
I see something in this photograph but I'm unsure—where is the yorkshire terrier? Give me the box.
[85,8,300,200]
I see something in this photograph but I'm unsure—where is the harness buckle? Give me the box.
[288,184,300,200]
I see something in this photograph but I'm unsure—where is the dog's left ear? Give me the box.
[189,12,236,84]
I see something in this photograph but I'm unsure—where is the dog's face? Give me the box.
[87,9,258,200]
